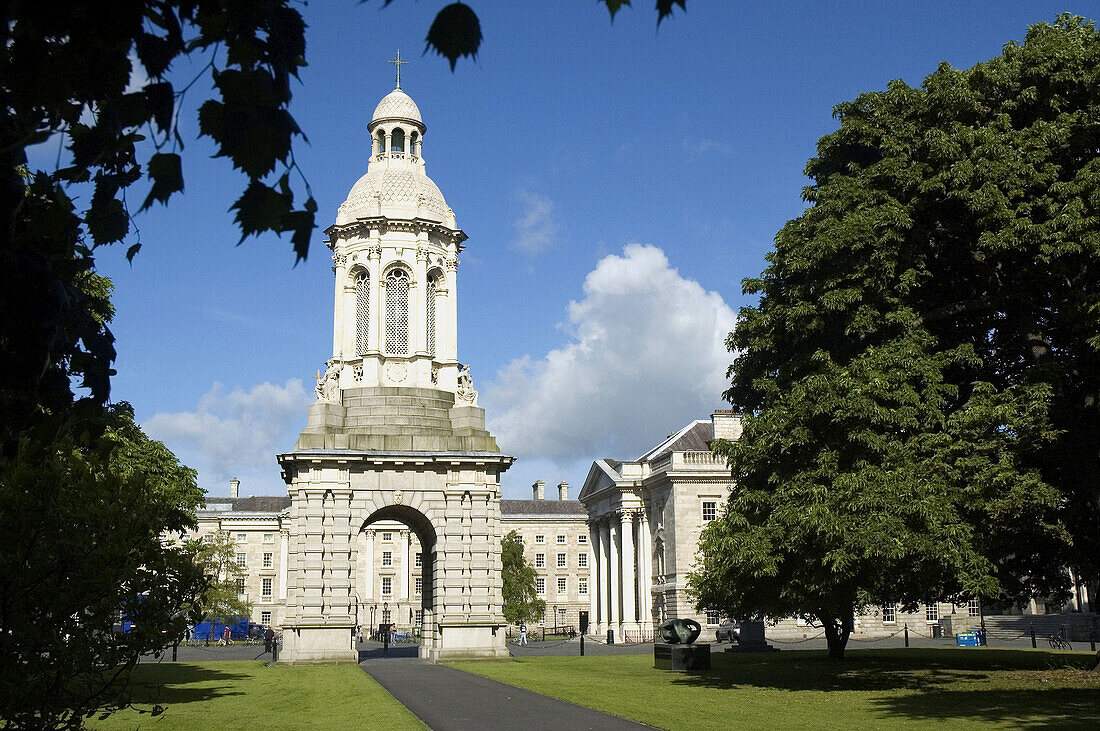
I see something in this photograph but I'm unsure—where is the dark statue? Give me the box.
[657,618,701,645]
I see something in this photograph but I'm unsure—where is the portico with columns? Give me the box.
[579,411,741,637]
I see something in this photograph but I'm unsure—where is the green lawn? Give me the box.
[88,661,424,730]
[451,648,1100,730]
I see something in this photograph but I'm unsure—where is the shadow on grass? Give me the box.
[117,663,250,710]
[670,648,1098,728]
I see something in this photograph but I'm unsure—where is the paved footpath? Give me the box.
[360,655,651,731]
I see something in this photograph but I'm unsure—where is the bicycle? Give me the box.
[1048,635,1071,650]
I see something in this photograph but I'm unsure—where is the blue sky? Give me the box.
[50,1,1087,498]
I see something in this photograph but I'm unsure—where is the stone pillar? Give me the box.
[341,269,356,359]
[606,516,619,633]
[363,530,375,600]
[332,254,346,356]
[638,511,652,628]
[368,244,382,355]
[588,522,599,634]
[279,528,289,601]
[621,511,637,633]
[414,246,429,356]
[445,257,458,369]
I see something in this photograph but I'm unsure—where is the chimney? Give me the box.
[532,479,545,500]
[229,477,240,498]
[557,481,569,501]
[711,410,743,442]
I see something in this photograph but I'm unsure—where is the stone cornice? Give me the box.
[277,450,514,469]
[325,217,467,251]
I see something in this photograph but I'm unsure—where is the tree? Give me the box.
[188,531,252,623]
[0,402,207,729]
[501,531,545,625]
[690,15,1098,660]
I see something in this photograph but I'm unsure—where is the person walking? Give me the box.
[389,622,397,644]
[264,626,275,653]
[518,621,528,646]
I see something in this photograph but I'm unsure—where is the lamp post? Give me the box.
[371,604,376,639]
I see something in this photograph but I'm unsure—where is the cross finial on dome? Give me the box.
[388,50,409,89]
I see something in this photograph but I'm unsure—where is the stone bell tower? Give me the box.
[277,59,512,663]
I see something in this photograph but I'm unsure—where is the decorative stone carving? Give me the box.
[333,253,348,266]
[393,490,404,505]
[456,364,478,406]
[430,366,439,385]
[316,359,341,402]
[367,244,383,259]
[386,361,408,383]
[444,256,458,271]
[353,364,364,383]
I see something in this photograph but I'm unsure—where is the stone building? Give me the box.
[501,480,592,632]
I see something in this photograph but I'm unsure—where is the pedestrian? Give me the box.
[264,626,275,653]
[221,624,232,646]
[518,621,527,646]
[389,622,397,644]
[355,623,361,643]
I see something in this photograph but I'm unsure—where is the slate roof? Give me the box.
[501,499,588,518]
[199,495,291,514]
[638,420,714,463]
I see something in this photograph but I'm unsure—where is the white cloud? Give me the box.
[482,244,735,465]
[512,190,559,254]
[145,379,312,496]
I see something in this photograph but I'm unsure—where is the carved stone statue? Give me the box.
[658,618,702,645]
[316,359,341,403]
[456,363,478,406]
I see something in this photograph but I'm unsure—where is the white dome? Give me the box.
[336,168,452,225]
[371,89,422,125]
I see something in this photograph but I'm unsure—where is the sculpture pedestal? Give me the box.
[654,643,711,671]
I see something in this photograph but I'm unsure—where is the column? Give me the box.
[638,510,652,628]
[445,257,458,364]
[332,253,347,356]
[620,511,636,633]
[414,246,429,356]
[341,272,356,358]
[368,244,382,354]
[363,530,375,601]
[278,528,290,601]
[588,522,599,634]
[402,530,412,600]
[607,515,619,634]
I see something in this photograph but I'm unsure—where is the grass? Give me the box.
[450,648,1100,730]
[87,661,425,730]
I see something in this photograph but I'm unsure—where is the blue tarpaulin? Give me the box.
[193,617,249,641]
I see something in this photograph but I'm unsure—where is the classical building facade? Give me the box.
[273,76,513,663]
[501,481,592,632]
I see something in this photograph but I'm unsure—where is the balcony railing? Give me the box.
[649,450,727,474]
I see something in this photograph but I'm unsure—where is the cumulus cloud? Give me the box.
[145,379,312,496]
[482,244,735,464]
[512,190,559,254]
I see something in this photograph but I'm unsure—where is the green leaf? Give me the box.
[231,180,292,242]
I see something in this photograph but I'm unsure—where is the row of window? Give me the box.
[533,552,587,569]
[533,534,588,545]
[881,599,982,623]
[236,552,274,569]
[236,577,274,599]
[236,533,276,544]
[534,577,588,596]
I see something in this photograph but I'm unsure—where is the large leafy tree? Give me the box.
[691,15,1098,660]
[501,531,545,625]
[0,402,206,729]
[188,531,253,623]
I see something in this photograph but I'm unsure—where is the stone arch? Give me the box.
[361,504,438,627]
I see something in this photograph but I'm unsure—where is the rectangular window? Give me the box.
[262,578,272,598]
[556,535,566,544]
[263,533,274,544]
[579,578,588,595]
[414,610,423,626]
[382,608,391,623]
[535,535,544,543]
[558,609,567,625]
[236,552,246,567]
[706,609,720,627]
[382,532,392,542]
[261,611,271,624]
[262,552,273,569]
[557,553,567,568]
[235,578,246,597]
[382,577,392,595]
[415,552,422,568]
[536,577,545,595]
[883,605,896,624]
[382,551,392,566]
[702,501,717,522]
[578,553,588,568]
[557,577,567,594]
[968,598,981,618]
[535,553,545,568]
[925,603,939,623]
[415,577,423,595]
[578,534,588,544]
[236,533,248,543]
